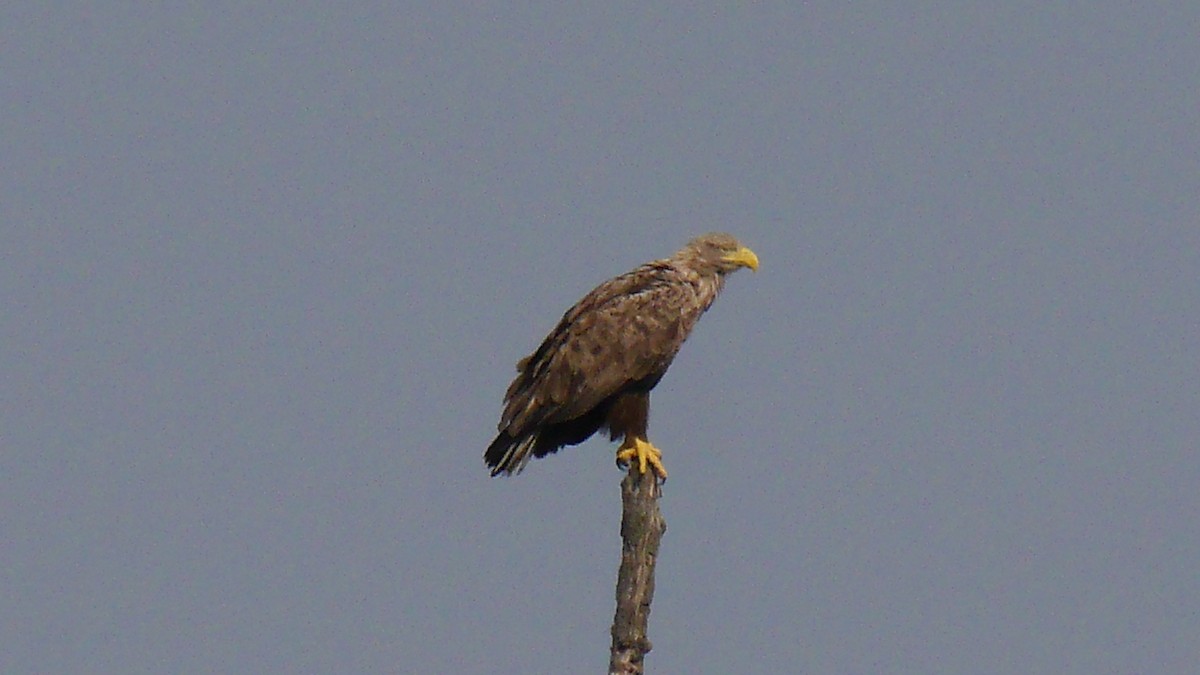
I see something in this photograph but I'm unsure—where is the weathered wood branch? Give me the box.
[608,469,666,674]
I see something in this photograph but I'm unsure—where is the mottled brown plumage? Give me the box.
[485,233,758,478]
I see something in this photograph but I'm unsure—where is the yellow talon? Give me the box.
[615,437,668,481]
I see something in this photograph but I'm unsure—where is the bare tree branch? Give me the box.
[608,469,666,674]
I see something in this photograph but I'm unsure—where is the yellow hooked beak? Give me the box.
[723,246,760,271]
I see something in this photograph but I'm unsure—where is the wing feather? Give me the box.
[498,261,703,437]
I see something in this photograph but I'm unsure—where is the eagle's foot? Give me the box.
[615,437,668,482]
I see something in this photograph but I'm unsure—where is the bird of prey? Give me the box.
[485,233,758,480]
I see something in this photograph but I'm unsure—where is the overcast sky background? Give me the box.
[4,3,1199,674]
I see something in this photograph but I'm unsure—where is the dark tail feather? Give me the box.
[485,431,536,476]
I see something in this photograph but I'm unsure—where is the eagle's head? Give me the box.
[680,232,760,275]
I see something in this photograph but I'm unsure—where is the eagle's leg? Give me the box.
[615,436,668,481]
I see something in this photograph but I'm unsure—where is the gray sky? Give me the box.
[4,3,1199,674]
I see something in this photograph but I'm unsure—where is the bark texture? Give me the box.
[608,469,666,674]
